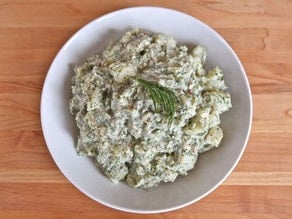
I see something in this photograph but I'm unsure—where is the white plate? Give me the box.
[41,7,252,213]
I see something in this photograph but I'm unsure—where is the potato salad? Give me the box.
[69,29,232,189]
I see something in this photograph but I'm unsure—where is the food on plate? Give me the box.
[69,29,232,189]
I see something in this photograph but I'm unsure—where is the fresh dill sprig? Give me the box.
[129,76,179,123]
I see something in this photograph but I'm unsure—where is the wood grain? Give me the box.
[0,0,291,218]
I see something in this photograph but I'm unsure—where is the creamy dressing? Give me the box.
[69,29,232,189]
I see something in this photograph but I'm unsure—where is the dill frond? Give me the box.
[129,76,179,123]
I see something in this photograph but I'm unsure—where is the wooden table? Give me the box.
[1,0,291,218]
